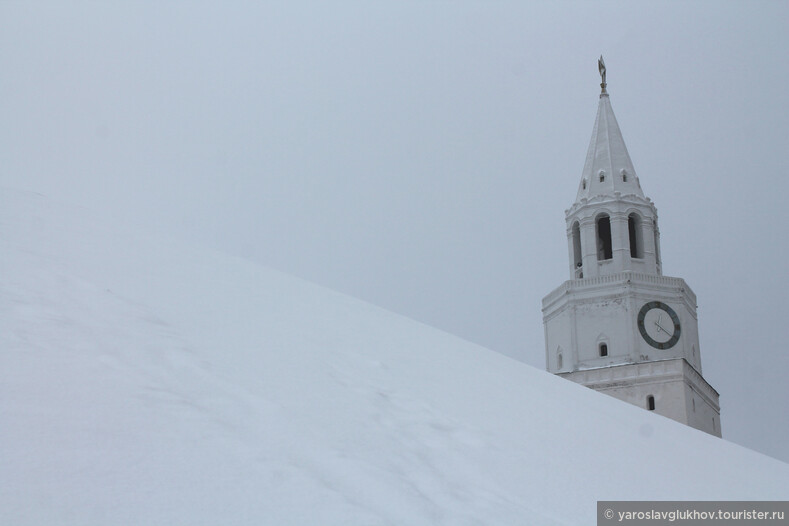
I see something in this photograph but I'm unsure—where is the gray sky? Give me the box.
[2,1,788,462]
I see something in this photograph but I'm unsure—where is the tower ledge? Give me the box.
[542,271,696,314]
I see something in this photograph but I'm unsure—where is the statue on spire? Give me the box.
[598,55,607,94]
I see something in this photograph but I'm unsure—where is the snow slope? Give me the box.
[1,187,787,525]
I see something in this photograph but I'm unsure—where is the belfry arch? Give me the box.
[628,212,643,259]
[595,214,612,261]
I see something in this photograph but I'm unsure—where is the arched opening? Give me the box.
[621,169,628,182]
[599,343,608,357]
[692,398,696,412]
[557,352,563,370]
[647,395,656,411]
[628,213,643,259]
[572,222,582,276]
[596,214,612,261]
[599,170,605,182]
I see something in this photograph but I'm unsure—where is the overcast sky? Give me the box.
[2,1,788,463]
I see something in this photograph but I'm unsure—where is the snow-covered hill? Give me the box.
[2,188,787,525]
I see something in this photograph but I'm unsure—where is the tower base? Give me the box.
[559,358,721,437]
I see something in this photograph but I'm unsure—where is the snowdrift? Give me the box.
[2,188,786,525]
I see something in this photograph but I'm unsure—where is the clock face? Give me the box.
[637,301,681,349]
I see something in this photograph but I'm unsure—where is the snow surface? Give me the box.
[1,187,787,525]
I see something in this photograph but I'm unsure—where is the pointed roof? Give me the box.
[575,90,644,201]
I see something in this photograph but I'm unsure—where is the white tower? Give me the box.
[542,58,721,436]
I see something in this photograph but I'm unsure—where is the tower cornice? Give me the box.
[541,271,697,314]
[566,193,656,221]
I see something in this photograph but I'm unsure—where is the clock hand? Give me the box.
[654,320,671,335]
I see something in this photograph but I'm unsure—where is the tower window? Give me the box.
[628,213,643,259]
[557,352,563,370]
[582,179,587,190]
[596,214,613,261]
[599,343,608,357]
[599,170,605,182]
[621,169,628,182]
[692,398,696,412]
[647,395,656,411]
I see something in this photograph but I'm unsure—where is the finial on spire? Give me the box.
[598,55,607,95]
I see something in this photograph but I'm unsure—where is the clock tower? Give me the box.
[542,58,721,436]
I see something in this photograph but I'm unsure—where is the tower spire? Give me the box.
[577,59,642,202]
